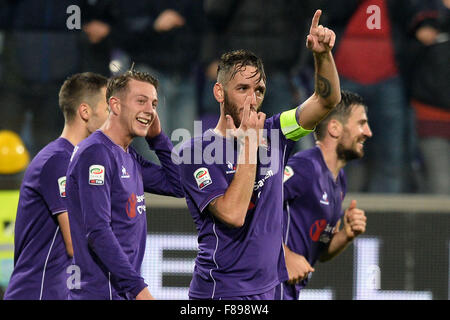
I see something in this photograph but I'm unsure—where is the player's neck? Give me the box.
[214,113,228,137]
[317,142,345,180]
[101,120,131,152]
[60,123,88,147]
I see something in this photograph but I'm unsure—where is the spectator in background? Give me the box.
[0,0,83,157]
[200,0,317,137]
[80,0,117,77]
[111,0,204,145]
[409,0,450,195]
[322,0,418,193]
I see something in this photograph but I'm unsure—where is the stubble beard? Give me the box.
[223,91,242,128]
[336,139,364,162]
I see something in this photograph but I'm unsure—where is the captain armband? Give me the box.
[280,107,314,141]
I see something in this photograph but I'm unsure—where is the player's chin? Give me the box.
[132,125,150,138]
[355,143,366,157]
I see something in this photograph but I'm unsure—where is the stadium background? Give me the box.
[0,0,449,300]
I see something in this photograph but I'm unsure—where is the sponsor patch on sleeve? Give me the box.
[283,165,294,183]
[58,176,66,197]
[89,165,105,185]
[194,167,212,190]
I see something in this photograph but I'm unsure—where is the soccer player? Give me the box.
[276,91,371,300]
[4,72,109,300]
[65,70,184,300]
[179,10,341,299]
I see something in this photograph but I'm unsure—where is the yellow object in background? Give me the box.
[0,190,18,288]
[0,130,30,175]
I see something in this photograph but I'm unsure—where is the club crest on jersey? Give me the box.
[89,165,105,185]
[194,167,212,190]
[283,165,294,183]
[58,176,66,197]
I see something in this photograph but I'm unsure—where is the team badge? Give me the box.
[89,165,105,185]
[194,167,212,190]
[58,176,66,197]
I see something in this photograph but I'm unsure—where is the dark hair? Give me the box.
[106,69,159,102]
[59,72,108,123]
[217,49,266,86]
[314,90,367,141]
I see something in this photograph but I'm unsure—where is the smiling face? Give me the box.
[336,104,372,161]
[118,79,158,138]
[219,65,266,127]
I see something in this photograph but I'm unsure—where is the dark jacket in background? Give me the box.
[112,0,204,75]
[79,0,118,75]
[409,0,450,111]
[1,0,82,85]
[202,0,316,74]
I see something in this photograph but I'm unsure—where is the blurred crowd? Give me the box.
[0,0,448,195]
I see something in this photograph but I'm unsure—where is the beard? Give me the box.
[336,143,362,162]
[223,91,242,128]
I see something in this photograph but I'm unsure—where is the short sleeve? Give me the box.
[283,157,315,202]
[72,144,114,235]
[39,152,71,215]
[179,144,229,213]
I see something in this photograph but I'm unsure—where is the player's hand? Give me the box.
[284,246,314,284]
[225,95,266,147]
[146,111,162,139]
[135,287,155,300]
[306,10,336,53]
[343,200,367,240]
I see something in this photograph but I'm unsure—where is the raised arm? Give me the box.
[296,9,341,130]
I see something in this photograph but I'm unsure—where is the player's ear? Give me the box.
[328,119,342,138]
[108,96,120,115]
[213,82,224,103]
[78,103,90,122]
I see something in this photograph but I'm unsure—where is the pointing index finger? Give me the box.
[310,9,322,31]
[240,95,252,127]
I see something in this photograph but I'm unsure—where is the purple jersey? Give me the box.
[66,130,183,300]
[4,138,74,300]
[276,146,347,300]
[179,114,297,299]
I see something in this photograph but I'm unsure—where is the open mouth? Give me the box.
[357,139,366,148]
[136,117,151,126]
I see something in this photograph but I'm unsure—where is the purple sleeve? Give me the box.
[76,145,147,297]
[339,169,347,218]
[39,153,70,215]
[283,157,315,202]
[179,144,229,213]
[136,131,184,197]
